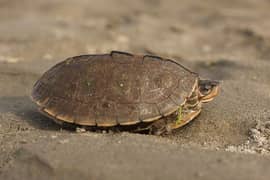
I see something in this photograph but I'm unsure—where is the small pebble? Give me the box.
[0,56,20,63]
[19,139,27,144]
[59,139,69,144]
[202,45,212,53]
[76,127,87,133]
[51,135,57,139]
[43,53,53,60]
[194,171,204,178]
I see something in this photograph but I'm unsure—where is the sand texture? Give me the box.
[1,0,270,179]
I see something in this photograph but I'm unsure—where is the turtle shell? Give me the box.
[31,51,199,127]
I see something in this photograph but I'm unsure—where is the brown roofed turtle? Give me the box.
[31,51,220,135]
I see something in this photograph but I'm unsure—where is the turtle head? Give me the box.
[198,79,220,103]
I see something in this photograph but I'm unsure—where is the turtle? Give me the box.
[31,51,220,135]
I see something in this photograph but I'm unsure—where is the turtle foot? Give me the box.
[149,118,172,135]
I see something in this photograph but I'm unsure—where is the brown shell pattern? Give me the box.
[32,51,198,126]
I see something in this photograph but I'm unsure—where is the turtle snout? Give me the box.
[199,80,220,103]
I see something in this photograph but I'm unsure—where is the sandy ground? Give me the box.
[1,0,270,179]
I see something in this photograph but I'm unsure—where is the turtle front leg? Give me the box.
[149,106,202,135]
[169,108,202,130]
[130,119,171,135]
[148,118,173,135]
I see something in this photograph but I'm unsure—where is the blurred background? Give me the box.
[1,0,270,179]
[1,0,270,63]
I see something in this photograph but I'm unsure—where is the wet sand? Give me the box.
[1,0,270,179]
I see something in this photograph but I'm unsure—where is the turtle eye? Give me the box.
[199,85,211,95]
[204,84,212,90]
[203,89,211,95]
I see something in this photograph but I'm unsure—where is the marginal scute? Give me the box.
[142,55,164,67]
[56,114,74,123]
[143,54,163,61]
[116,103,140,125]
[95,101,118,127]
[43,97,77,123]
[71,54,93,61]
[139,103,161,122]
[164,58,196,75]
[111,51,133,57]
[111,51,134,64]
[32,81,50,105]
[74,103,96,126]
[119,120,140,126]
[43,108,57,117]
[43,97,61,114]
